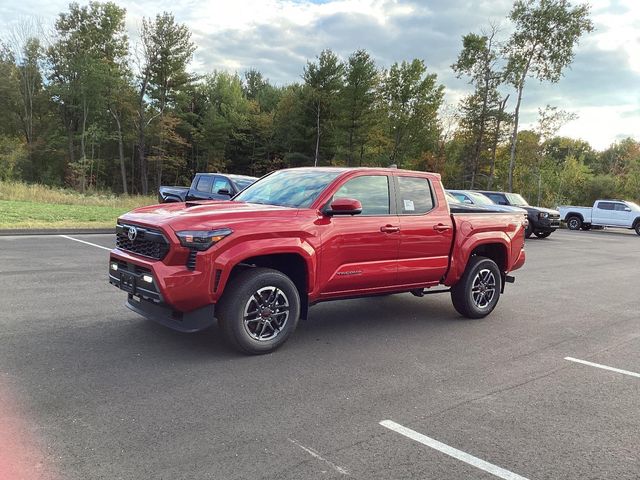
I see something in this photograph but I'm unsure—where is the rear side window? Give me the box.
[597,202,614,210]
[397,177,434,215]
[334,175,390,215]
[196,176,214,193]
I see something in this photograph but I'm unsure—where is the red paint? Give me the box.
[110,168,526,313]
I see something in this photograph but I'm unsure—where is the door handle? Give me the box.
[433,223,452,232]
[380,225,400,233]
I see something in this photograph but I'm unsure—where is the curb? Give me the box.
[0,228,114,236]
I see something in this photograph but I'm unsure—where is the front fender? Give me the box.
[211,238,318,300]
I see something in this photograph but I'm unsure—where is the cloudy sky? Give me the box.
[1,0,639,150]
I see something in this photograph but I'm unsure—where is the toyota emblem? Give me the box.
[127,226,138,242]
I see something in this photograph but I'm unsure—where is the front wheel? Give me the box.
[450,256,502,319]
[635,223,640,236]
[534,231,552,238]
[217,268,300,354]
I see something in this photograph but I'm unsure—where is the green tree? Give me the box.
[339,49,379,166]
[303,50,344,166]
[47,1,128,191]
[504,0,594,191]
[379,59,444,167]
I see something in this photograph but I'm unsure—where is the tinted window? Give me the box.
[334,175,390,215]
[598,202,614,210]
[235,170,341,208]
[484,193,507,205]
[613,203,628,211]
[397,177,434,215]
[196,176,214,193]
[213,176,232,193]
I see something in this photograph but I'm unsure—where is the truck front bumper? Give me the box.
[109,257,216,332]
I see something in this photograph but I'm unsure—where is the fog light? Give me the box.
[110,262,118,271]
[142,274,153,283]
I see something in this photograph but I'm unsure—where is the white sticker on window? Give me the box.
[403,199,415,211]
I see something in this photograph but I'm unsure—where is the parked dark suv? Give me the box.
[475,190,560,238]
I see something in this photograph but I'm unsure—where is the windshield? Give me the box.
[467,192,495,206]
[505,193,529,207]
[234,169,342,208]
[626,201,640,211]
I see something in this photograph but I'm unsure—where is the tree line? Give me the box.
[0,0,638,207]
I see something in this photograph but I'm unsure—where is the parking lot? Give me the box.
[1,228,639,480]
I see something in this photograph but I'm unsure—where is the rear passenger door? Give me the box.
[396,175,454,286]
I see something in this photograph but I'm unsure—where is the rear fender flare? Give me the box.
[444,232,511,286]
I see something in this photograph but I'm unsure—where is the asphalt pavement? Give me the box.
[0,228,639,480]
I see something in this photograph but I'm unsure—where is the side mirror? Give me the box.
[463,199,472,204]
[326,198,362,216]
[624,207,631,212]
[217,188,232,196]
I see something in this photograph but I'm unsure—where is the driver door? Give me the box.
[319,174,399,296]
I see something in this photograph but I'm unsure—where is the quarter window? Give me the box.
[397,177,434,215]
[333,175,390,216]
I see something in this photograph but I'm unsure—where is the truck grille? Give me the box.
[116,224,170,260]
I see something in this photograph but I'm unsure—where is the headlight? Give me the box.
[176,228,233,251]
[538,212,549,219]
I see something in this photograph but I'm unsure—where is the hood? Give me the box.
[119,201,300,232]
[523,206,559,215]
[490,205,528,214]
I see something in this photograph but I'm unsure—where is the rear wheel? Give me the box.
[566,216,582,230]
[534,231,551,238]
[217,268,300,354]
[451,256,502,319]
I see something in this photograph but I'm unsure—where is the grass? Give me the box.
[0,181,157,229]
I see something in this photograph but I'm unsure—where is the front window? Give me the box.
[234,169,342,208]
[505,193,529,207]
[334,175,390,215]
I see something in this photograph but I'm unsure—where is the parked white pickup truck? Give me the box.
[558,200,640,235]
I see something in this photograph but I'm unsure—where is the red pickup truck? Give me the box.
[109,167,526,354]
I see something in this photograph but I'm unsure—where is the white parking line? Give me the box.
[564,357,640,379]
[288,438,350,475]
[379,420,530,480]
[59,235,112,251]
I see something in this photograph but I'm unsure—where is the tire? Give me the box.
[566,216,582,230]
[217,268,300,354]
[534,231,551,238]
[450,256,502,319]
[635,222,640,236]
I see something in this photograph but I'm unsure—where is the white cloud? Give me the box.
[1,0,638,150]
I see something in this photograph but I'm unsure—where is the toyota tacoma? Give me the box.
[109,168,526,354]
